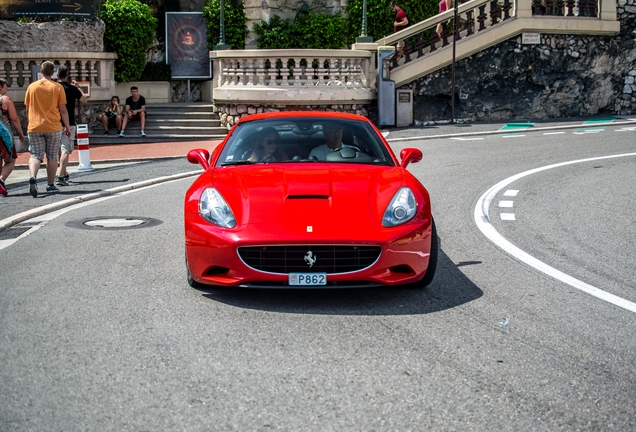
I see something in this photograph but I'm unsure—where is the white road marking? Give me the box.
[615,127,636,132]
[0,171,201,251]
[502,134,526,138]
[503,190,519,196]
[450,137,484,141]
[474,152,636,314]
[573,129,603,135]
[498,201,514,208]
[500,213,516,221]
[543,132,566,135]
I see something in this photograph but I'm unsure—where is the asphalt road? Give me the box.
[1,122,635,430]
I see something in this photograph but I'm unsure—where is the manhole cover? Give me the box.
[66,217,162,230]
[84,218,146,228]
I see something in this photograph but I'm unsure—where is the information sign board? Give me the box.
[166,12,211,79]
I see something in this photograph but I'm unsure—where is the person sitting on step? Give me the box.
[99,96,123,135]
[119,86,146,137]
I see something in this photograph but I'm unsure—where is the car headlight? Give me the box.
[382,187,417,227]
[199,188,236,228]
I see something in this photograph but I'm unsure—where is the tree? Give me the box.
[102,0,158,82]
[203,0,249,50]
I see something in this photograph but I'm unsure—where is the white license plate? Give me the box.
[289,273,327,286]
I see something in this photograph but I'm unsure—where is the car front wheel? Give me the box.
[408,219,439,289]
[186,256,204,288]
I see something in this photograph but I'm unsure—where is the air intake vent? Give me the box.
[238,245,381,274]
[287,195,329,200]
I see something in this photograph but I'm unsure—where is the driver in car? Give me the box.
[309,124,356,160]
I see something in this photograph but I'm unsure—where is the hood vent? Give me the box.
[287,195,329,200]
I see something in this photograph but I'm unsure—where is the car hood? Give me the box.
[210,165,405,236]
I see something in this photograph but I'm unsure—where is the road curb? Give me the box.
[13,155,185,170]
[0,170,202,232]
[386,119,636,143]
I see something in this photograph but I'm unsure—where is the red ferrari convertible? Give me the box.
[185,111,438,289]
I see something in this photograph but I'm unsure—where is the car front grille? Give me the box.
[237,245,382,274]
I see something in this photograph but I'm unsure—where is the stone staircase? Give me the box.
[89,102,228,144]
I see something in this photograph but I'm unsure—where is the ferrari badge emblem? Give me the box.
[304,251,317,267]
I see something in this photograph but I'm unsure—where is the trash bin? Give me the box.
[377,46,396,127]
[396,89,413,127]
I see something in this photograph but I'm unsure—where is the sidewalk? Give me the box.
[14,139,223,168]
[9,115,636,182]
[6,139,222,187]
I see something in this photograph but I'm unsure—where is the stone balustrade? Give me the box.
[208,49,376,105]
[206,49,377,127]
[0,52,117,103]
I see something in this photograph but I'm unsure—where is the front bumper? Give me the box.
[185,216,433,288]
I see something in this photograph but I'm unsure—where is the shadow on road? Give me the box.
[199,249,483,316]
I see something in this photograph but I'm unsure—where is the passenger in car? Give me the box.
[248,127,289,163]
[309,124,356,161]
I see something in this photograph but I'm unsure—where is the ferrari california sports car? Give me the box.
[185,111,438,289]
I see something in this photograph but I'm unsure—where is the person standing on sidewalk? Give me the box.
[0,78,25,196]
[119,86,146,137]
[55,65,87,186]
[24,61,71,197]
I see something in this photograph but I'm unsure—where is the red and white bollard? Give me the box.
[76,124,93,171]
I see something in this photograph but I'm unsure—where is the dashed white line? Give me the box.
[503,190,519,196]
[573,129,603,135]
[498,201,514,208]
[500,213,516,221]
[543,132,566,135]
[475,152,636,314]
[450,137,484,141]
[502,135,526,138]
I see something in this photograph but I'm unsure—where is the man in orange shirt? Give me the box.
[24,61,71,197]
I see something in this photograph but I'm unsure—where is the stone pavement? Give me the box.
[6,139,223,187]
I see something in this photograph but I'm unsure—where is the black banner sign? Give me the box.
[0,0,95,19]
[166,13,211,79]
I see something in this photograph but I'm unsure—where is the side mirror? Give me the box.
[400,148,423,168]
[187,149,211,170]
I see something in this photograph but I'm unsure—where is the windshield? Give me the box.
[216,117,395,167]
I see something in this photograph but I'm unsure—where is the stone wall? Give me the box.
[0,20,105,52]
[411,4,636,122]
[214,103,374,128]
[171,80,203,101]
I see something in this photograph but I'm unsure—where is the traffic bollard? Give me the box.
[76,124,93,171]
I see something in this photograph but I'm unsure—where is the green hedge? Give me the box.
[101,0,157,83]
[140,61,172,81]
[254,12,348,50]
[345,0,438,43]
[203,0,249,50]
[254,0,439,49]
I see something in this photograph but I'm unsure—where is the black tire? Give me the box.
[186,257,204,288]
[409,219,439,289]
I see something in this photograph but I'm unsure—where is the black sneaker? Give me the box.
[29,177,38,198]
[62,174,70,182]
[55,176,69,186]
[104,130,109,135]
[46,184,60,193]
